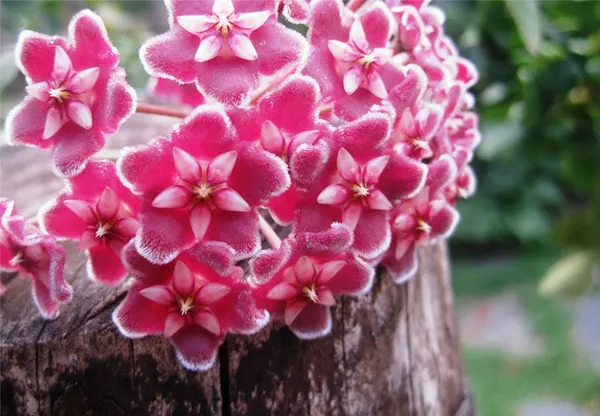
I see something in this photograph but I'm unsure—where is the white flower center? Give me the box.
[417,218,432,234]
[9,251,24,267]
[351,183,370,199]
[179,297,194,315]
[302,285,319,303]
[95,223,112,238]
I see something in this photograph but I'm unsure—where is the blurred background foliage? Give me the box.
[0,0,598,290]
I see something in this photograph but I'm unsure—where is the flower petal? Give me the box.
[289,302,331,339]
[212,188,251,212]
[25,82,49,101]
[317,184,351,206]
[190,204,212,240]
[285,299,308,326]
[177,15,218,35]
[231,10,271,30]
[96,187,120,221]
[87,245,127,285]
[172,147,201,184]
[294,256,316,285]
[228,32,258,61]
[260,120,286,155]
[152,186,193,209]
[195,282,231,305]
[342,202,362,231]
[43,106,65,140]
[366,189,393,210]
[164,312,186,338]
[66,67,100,93]
[318,260,347,285]
[78,229,100,250]
[170,326,222,371]
[266,282,300,300]
[207,150,237,185]
[66,100,93,130]
[193,310,221,335]
[337,148,359,182]
[316,288,336,306]
[63,199,95,224]
[173,260,195,297]
[113,283,170,337]
[343,66,365,96]
[112,217,139,239]
[213,0,234,15]
[195,33,223,62]
[364,155,390,185]
[139,285,174,306]
[52,46,72,83]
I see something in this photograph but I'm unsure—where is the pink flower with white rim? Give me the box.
[250,226,373,339]
[40,160,141,285]
[176,0,271,62]
[141,0,308,105]
[148,77,205,108]
[304,0,406,121]
[383,155,459,283]
[392,103,443,160]
[113,247,267,371]
[0,198,72,318]
[228,74,332,225]
[5,10,136,178]
[296,113,427,259]
[118,106,290,264]
[328,19,393,99]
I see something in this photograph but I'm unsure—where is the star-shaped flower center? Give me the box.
[302,284,319,303]
[9,251,24,267]
[416,217,432,234]
[177,0,271,62]
[178,296,195,315]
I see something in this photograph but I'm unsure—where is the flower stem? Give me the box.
[258,215,282,249]
[136,103,188,119]
[347,0,364,12]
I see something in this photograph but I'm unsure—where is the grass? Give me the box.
[452,251,600,416]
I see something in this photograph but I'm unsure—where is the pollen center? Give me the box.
[351,183,370,199]
[9,251,24,267]
[179,297,194,315]
[417,218,432,234]
[49,87,71,104]
[302,285,319,303]
[358,54,376,70]
[95,223,112,238]
[194,183,213,200]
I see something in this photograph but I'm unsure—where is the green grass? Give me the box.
[452,253,600,416]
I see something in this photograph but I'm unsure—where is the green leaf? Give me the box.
[503,0,543,55]
[539,251,598,298]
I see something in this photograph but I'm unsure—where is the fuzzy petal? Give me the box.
[87,244,127,285]
[289,302,331,339]
[170,326,222,371]
[113,283,170,337]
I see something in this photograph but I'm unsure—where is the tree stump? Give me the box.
[0,115,474,416]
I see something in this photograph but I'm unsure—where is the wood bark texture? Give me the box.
[0,115,474,416]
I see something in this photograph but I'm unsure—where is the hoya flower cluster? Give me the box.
[2,0,480,371]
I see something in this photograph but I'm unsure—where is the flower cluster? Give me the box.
[1,0,480,371]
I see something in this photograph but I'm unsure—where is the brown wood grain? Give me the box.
[0,116,473,416]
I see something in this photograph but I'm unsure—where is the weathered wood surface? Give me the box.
[1,114,473,416]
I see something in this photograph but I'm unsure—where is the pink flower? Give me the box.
[250,225,373,339]
[392,104,443,160]
[141,0,308,105]
[383,155,459,283]
[229,75,332,225]
[295,113,427,259]
[0,198,72,318]
[6,10,136,178]
[40,160,141,285]
[280,0,313,24]
[303,0,403,120]
[113,242,267,371]
[118,106,290,264]
[148,77,205,108]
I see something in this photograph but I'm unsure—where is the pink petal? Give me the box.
[195,56,258,105]
[66,67,100,94]
[427,155,457,195]
[394,238,413,260]
[193,310,221,335]
[43,106,64,140]
[187,241,236,277]
[343,66,365,96]
[172,147,201,184]
[260,120,286,155]
[204,209,260,260]
[63,200,95,224]
[152,186,193,209]
[288,302,331,339]
[352,208,391,259]
[68,10,120,68]
[328,40,358,62]
[372,48,393,66]
[364,155,390,185]
[66,100,93,130]
[164,312,186,338]
[316,288,336,306]
[266,282,300,300]
[96,187,120,221]
[78,229,100,250]
[429,204,459,238]
[366,189,393,210]
[177,15,218,35]
[333,113,391,156]
[253,21,308,77]
[16,30,61,83]
[288,130,321,155]
[106,238,126,257]
[40,199,88,240]
[384,244,418,284]
[207,150,238,185]
[377,153,427,202]
[306,0,346,44]
[113,283,170,337]
[170,326,222,371]
[285,299,308,326]
[337,148,359,182]
[349,20,368,51]
[394,214,417,232]
[141,28,200,83]
[318,260,346,285]
[87,245,127,285]
[139,285,174,306]
[359,3,393,48]
[326,257,374,295]
[228,32,258,61]
[25,82,49,101]
[52,46,72,83]
[195,33,223,62]
[293,256,316,285]
[112,217,139,239]
[342,202,362,231]
[190,204,212,240]
[212,188,251,212]
[366,71,388,99]
[212,0,234,15]
[317,184,351,206]
[173,260,195,297]
[31,279,61,320]
[267,187,299,225]
[195,282,231,305]
[231,10,271,30]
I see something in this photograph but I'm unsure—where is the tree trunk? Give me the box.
[0,116,474,416]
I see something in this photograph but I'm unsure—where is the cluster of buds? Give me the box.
[1,0,479,371]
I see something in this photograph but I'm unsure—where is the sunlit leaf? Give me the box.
[504,0,542,55]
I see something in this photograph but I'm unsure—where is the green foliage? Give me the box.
[441,0,600,250]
